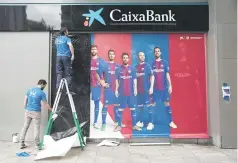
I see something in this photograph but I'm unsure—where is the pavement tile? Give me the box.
[0,141,236,163]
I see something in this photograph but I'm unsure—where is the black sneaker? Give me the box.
[20,142,27,149]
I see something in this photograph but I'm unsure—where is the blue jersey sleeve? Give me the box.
[41,92,47,102]
[66,37,71,44]
[131,66,137,79]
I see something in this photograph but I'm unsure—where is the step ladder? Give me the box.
[39,78,86,150]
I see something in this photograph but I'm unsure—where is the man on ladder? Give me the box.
[55,27,75,95]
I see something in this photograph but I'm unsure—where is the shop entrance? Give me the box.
[50,32,91,137]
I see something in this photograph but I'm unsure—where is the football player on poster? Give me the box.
[101,49,121,131]
[152,47,177,129]
[136,52,155,130]
[114,53,141,132]
[90,45,107,129]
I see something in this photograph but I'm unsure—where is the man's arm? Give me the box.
[41,101,52,111]
[24,95,28,108]
[166,73,172,87]
[148,64,155,93]
[166,72,172,94]
[41,93,52,111]
[132,67,137,96]
[133,78,137,90]
[67,42,74,57]
[95,72,106,87]
[149,75,155,89]
[115,79,119,97]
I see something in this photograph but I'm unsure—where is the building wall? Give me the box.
[208,0,237,148]
[0,32,50,141]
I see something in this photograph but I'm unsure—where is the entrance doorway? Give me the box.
[50,32,91,137]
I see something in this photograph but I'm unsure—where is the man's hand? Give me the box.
[168,86,172,94]
[71,56,74,64]
[100,80,109,88]
[134,88,137,96]
[102,82,110,88]
[115,90,119,97]
[149,87,153,95]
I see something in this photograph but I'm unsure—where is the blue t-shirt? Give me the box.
[26,87,47,112]
[55,35,72,57]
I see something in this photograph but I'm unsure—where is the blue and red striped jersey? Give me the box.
[152,59,169,90]
[103,62,120,92]
[136,62,153,94]
[90,57,106,87]
[116,65,137,96]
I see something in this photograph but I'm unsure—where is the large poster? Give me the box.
[90,33,208,139]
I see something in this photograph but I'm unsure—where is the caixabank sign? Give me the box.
[77,5,209,31]
[0,4,208,32]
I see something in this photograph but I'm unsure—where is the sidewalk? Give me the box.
[0,141,237,163]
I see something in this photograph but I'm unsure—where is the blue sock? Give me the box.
[114,105,119,123]
[94,100,99,124]
[131,109,136,127]
[166,105,172,123]
[148,105,154,123]
[138,106,143,122]
[102,106,107,125]
[117,110,123,126]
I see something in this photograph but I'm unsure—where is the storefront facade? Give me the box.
[0,0,236,149]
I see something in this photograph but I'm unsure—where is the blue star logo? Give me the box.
[82,8,106,27]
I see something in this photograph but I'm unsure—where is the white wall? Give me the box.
[208,0,237,148]
[0,32,50,141]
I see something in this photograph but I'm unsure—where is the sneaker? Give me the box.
[101,124,106,131]
[147,123,154,130]
[20,142,27,149]
[115,122,126,128]
[136,121,144,128]
[113,126,122,132]
[170,122,177,129]
[93,123,100,129]
[133,125,142,131]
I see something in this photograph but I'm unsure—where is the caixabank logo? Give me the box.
[82,7,177,27]
[82,8,106,27]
